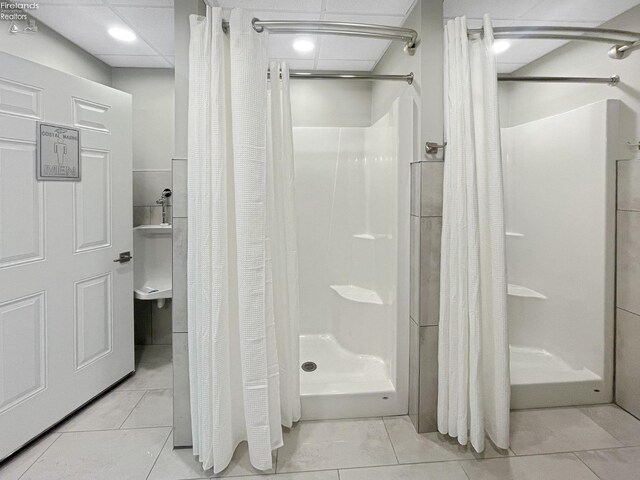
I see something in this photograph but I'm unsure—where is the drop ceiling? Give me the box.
[26,0,640,72]
[445,0,640,73]
[28,0,175,68]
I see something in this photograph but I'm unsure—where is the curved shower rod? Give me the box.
[221,18,419,55]
[468,25,640,59]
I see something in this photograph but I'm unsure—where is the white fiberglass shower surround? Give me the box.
[184,7,419,469]
[294,98,413,419]
[501,99,618,409]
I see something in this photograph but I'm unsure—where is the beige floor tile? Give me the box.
[383,416,511,463]
[148,434,275,479]
[339,461,468,480]
[276,418,397,473]
[232,473,338,480]
[20,427,170,480]
[576,446,640,480]
[136,344,173,366]
[0,433,60,480]
[460,453,599,480]
[117,361,173,391]
[55,390,145,432]
[580,404,640,446]
[510,408,622,455]
[121,389,173,429]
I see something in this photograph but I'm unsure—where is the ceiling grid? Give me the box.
[28,0,640,72]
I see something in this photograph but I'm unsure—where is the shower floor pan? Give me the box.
[299,334,397,420]
[510,345,605,409]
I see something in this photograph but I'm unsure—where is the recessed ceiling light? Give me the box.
[108,27,137,42]
[492,40,510,54]
[293,38,315,53]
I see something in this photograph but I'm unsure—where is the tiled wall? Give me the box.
[409,160,443,432]
[616,158,640,418]
[171,0,202,447]
[171,158,190,445]
[132,170,174,346]
[132,170,173,227]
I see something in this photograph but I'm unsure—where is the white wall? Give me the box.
[112,68,175,171]
[371,1,421,127]
[0,18,111,85]
[372,0,444,163]
[499,3,640,146]
[290,80,372,127]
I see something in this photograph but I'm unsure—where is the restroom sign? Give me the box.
[36,122,81,181]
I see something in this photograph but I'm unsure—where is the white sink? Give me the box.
[133,224,172,307]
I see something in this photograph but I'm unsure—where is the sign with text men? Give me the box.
[36,122,81,181]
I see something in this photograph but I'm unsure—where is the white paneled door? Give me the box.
[0,53,133,460]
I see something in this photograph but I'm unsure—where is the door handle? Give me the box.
[113,251,132,263]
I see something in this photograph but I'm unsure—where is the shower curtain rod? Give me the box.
[268,70,414,84]
[222,19,418,54]
[268,71,618,86]
[468,26,640,59]
[498,74,620,86]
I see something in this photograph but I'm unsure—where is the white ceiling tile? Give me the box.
[107,0,174,6]
[115,6,174,55]
[323,13,406,27]
[496,62,528,74]
[325,0,416,16]
[494,38,572,65]
[97,54,173,67]
[252,11,320,21]
[268,35,318,59]
[35,0,103,4]
[319,36,390,60]
[30,5,157,55]
[520,0,640,22]
[501,19,600,27]
[216,0,323,11]
[316,59,376,71]
[443,0,541,20]
[444,17,518,28]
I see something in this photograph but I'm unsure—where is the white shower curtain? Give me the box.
[438,15,510,453]
[266,61,302,429]
[187,6,300,473]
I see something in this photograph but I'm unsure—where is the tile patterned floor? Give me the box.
[2,344,640,479]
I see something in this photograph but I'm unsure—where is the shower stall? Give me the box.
[293,98,413,419]
[501,99,619,409]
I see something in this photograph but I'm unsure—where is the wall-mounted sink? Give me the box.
[133,224,172,308]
